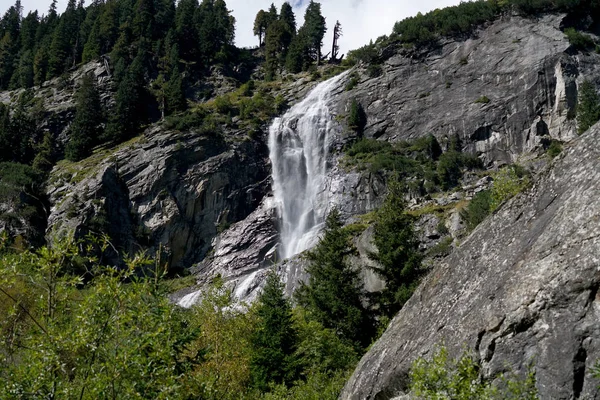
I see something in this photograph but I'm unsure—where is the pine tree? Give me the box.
[370,181,422,318]
[250,271,299,392]
[175,0,199,63]
[105,54,147,143]
[266,3,278,27]
[32,132,55,173]
[65,72,103,161]
[47,17,70,78]
[577,80,600,135]
[166,67,186,115]
[302,0,326,65]
[347,99,367,135]
[264,20,292,81]
[285,29,308,73]
[253,10,268,47]
[33,45,48,86]
[295,208,375,351]
[280,2,296,37]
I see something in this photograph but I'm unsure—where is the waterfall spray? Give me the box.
[268,72,348,260]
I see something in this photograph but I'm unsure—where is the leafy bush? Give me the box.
[460,189,492,231]
[475,95,491,104]
[427,236,453,258]
[367,64,383,78]
[490,166,530,211]
[410,346,539,399]
[564,27,595,49]
[546,140,562,158]
[345,72,360,91]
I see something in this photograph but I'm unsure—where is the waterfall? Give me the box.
[268,72,348,260]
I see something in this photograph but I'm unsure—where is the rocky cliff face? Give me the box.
[31,12,600,307]
[47,126,270,269]
[339,14,600,165]
[180,12,600,304]
[341,122,600,399]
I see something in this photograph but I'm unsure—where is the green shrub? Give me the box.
[367,64,383,78]
[410,346,539,399]
[564,27,595,50]
[546,140,562,158]
[437,151,463,190]
[427,236,453,258]
[576,80,600,134]
[475,95,491,104]
[490,166,530,211]
[347,99,367,134]
[460,190,492,231]
[345,72,360,91]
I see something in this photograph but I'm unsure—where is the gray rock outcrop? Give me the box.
[47,126,270,269]
[340,14,600,165]
[341,122,600,399]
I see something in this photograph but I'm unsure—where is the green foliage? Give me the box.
[576,80,600,134]
[347,99,367,134]
[105,55,149,143]
[182,277,256,399]
[0,238,202,399]
[564,27,595,49]
[410,346,539,400]
[366,63,383,78]
[250,271,299,392]
[302,1,327,64]
[263,369,350,400]
[296,209,376,351]
[345,72,359,91]
[371,181,423,317]
[65,73,103,161]
[546,139,562,158]
[475,95,491,104]
[489,165,530,211]
[460,189,492,231]
[427,236,453,258]
[460,165,530,231]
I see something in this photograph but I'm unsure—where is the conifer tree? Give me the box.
[32,132,55,173]
[166,68,186,114]
[253,9,268,47]
[302,0,326,64]
[250,271,299,392]
[33,45,48,86]
[266,3,278,27]
[105,54,147,143]
[285,29,308,73]
[577,80,600,135]
[296,208,375,351]
[371,181,422,318]
[65,73,103,161]
[176,0,199,63]
[264,20,292,80]
[280,2,296,37]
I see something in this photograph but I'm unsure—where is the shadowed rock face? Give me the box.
[47,127,270,269]
[341,122,600,400]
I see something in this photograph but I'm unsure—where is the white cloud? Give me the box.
[8,0,461,54]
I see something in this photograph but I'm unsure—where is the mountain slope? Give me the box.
[341,122,600,399]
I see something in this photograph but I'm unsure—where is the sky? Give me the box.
[5,0,461,54]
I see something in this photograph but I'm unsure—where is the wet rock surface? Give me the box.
[341,123,600,400]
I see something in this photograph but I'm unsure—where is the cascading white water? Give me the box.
[269,72,348,260]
